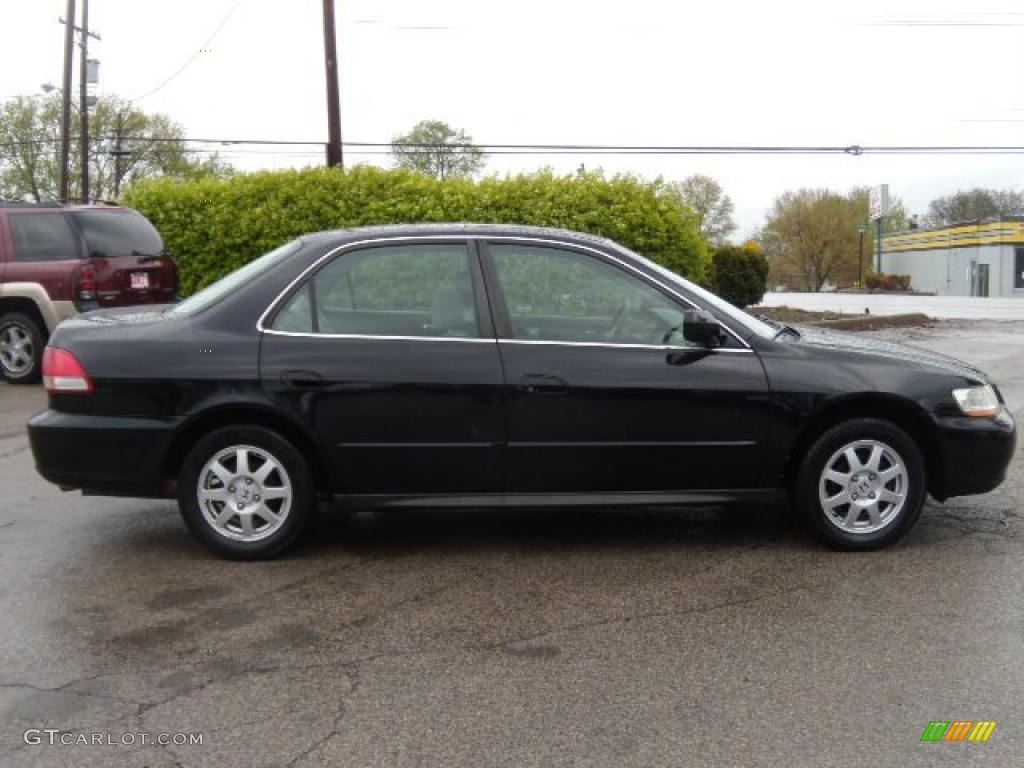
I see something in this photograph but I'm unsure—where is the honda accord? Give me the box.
[27,224,1016,558]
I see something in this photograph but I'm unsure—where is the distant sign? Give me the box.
[869,184,890,220]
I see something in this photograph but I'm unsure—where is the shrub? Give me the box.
[865,273,911,292]
[125,166,708,295]
[707,243,769,308]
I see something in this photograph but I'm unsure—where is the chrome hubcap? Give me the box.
[197,445,292,542]
[0,324,34,375]
[818,439,908,534]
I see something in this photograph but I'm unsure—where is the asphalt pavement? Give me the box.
[1,320,1022,767]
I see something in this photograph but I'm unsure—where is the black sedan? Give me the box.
[28,224,1016,558]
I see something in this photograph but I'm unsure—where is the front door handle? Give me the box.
[281,369,324,389]
[520,374,568,394]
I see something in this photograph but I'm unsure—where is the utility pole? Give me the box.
[321,0,343,168]
[857,221,867,288]
[79,0,89,203]
[59,0,76,202]
[876,217,883,273]
[111,115,127,198]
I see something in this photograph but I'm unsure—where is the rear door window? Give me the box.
[271,243,480,338]
[69,210,164,258]
[8,213,82,262]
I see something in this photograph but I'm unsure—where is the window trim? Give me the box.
[260,237,494,342]
[258,234,751,350]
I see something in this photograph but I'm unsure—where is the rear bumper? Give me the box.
[28,409,176,498]
[932,407,1017,500]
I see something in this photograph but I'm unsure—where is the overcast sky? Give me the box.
[4,0,1024,238]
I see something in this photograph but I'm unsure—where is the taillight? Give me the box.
[76,263,97,300]
[42,347,93,394]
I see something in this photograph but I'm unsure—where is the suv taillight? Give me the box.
[42,347,93,394]
[76,263,97,300]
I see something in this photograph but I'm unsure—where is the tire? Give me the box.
[178,425,314,559]
[795,418,926,550]
[0,312,44,384]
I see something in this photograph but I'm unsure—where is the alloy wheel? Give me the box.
[0,323,34,376]
[818,439,908,534]
[196,444,293,542]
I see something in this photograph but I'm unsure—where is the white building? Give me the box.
[881,217,1024,298]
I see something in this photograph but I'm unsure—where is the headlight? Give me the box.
[952,384,1000,417]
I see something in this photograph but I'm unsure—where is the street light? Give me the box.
[857,221,868,290]
[40,82,59,94]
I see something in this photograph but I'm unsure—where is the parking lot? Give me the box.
[1,320,1022,767]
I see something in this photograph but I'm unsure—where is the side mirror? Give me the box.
[682,309,725,347]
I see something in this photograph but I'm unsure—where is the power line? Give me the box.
[130,0,247,102]
[12,135,1024,156]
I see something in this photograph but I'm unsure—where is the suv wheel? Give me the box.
[796,418,926,550]
[0,312,44,384]
[178,426,314,559]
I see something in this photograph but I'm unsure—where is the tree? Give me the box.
[760,188,864,292]
[923,187,1024,227]
[666,174,736,244]
[0,93,231,203]
[390,120,485,179]
[708,242,769,308]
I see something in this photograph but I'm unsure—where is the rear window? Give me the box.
[8,212,81,262]
[168,240,303,317]
[69,210,164,258]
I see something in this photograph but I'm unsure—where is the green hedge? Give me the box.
[124,166,708,295]
[707,244,770,308]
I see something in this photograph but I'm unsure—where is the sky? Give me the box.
[3,0,1024,239]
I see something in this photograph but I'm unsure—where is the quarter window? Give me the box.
[489,244,690,346]
[8,213,81,262]
[272,243,480,338]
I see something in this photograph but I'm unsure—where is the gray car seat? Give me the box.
[430,282,477,337]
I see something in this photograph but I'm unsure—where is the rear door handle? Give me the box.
[281,369,324,389]
[520,374,568,394]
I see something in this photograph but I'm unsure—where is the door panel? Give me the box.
[500,342,771,492]
[260,241,505,495]
[261,336,504,494]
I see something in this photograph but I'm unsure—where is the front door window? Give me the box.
[489,244,691,346]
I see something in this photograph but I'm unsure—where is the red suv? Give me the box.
[0,203,179,383]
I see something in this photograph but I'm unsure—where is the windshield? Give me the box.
[621,247,777,341]
[168,240,303,316]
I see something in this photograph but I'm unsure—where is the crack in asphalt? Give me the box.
[492,583,811,652]
[284,666,359,767]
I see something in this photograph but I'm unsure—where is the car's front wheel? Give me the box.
[796,418,926,550]
[0,312,44,384]
[178,426,314,559]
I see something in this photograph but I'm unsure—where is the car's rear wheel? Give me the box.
[0,312,44,384]
[178,426,314,559]
[796,418,926,550]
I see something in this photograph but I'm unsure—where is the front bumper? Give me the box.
[28,409,177,498]
[932,407,1016,500]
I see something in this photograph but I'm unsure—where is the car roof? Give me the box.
[306,222,624,251]
[0,202,125,211]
